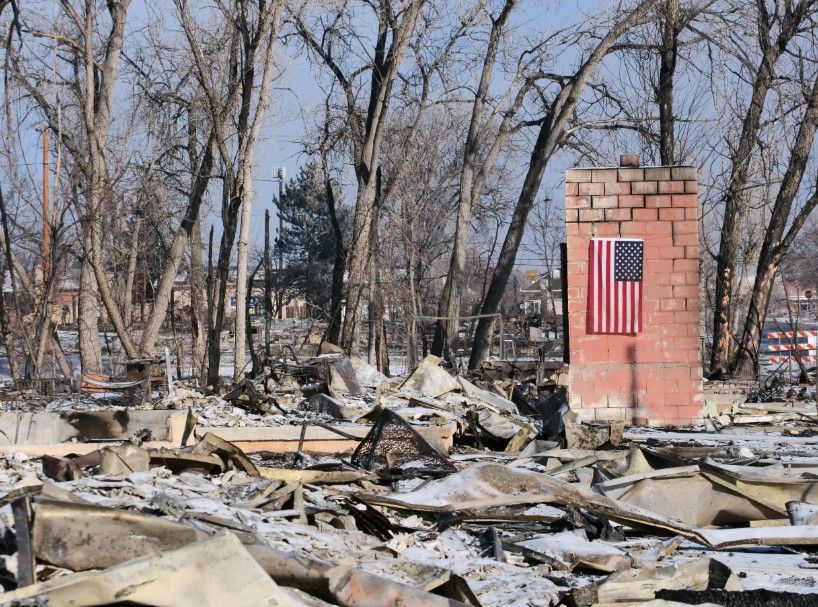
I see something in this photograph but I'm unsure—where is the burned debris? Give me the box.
[0,352,814,606]
[4,0,818,601]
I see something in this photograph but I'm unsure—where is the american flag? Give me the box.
[588,238,643,334]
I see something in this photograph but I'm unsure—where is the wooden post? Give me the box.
[165,346,175,397]
[407,320,417,371]
[205,224,214,345]
[264,209,271,360]
[276,172,284,320]
[42,125,50,280]
[814,349,818,405]
[499,316,504,360]
[11,497,34,587]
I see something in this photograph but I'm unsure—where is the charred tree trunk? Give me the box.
[710,1,809,376]
[204,224,214,384]
[323,162,345,346]
[190,217,207,382]
[245,260,263,375]
[433,0,517,358]
[139,137,214,356]
[31,236,61,378]
[234,187,254,382]
[207,182,241,389]
[122,211,142,328]
[374,291,389,374]
[341,178,378,353]
[657,0,679,165]
[730,73,818,376]
[469,0,657,369]
[366,167,383,366]
[78,251,102,374]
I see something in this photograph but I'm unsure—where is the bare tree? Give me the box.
[8,1,140,372]
[378,107,460,369]
[134,116,216,359]
[731,67,818,375]
[176,0,283,386]
[73,0,136,361]
[469,0,659,369]
[709,0,817,376]
[432,0,537,359]
[319,146,346,346]
[293,0,425,353]
[189,216,207,380]
[524,196,564,321]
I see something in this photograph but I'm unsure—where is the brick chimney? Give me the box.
[564,156,703,425]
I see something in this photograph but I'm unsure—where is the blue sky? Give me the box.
[129,0,589,255]
[4,0,615,269]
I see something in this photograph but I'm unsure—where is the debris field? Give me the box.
[0,350,816,606]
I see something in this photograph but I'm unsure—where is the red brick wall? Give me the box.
[565,164,703,425]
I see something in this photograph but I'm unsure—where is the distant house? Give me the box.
[770,280,818,320]
[519,270,562,341]
[519,270,562,319]
[52,276,80,325]
[783,286,817,318]
[3,269,81,327]
[225,272,311,320]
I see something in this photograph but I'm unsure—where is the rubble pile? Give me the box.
[0,354,816,606]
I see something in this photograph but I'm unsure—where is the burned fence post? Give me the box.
[11,496,34,587]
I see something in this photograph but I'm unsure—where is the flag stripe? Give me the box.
[598,240,604,332]
[597,241,602,331]
[628,281,634,333]
[614,275,619,333]
[588,240,595,332]
[623,285,633,333]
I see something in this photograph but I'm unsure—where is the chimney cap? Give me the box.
[620,154,640,167]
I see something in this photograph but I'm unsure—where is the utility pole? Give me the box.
[42,125,50,280]
[205,225,214,349]
[273,167,286,319]
[264,209,271,359]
